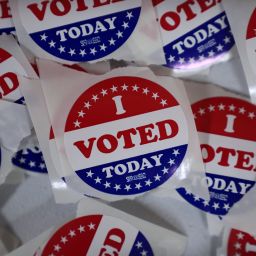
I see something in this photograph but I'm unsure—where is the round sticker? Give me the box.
[63,76,188,196]
[228,229,256,256]
[177,97,256,216]
[0,0,15,35]
[41,215,154,256]
[18,0,142,62]
[12,145,47,174]
[154,0,235,70]
[0,48,25,104]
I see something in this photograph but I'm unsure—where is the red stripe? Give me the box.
[0,48,12,63]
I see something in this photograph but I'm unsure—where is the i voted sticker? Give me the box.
[0,0,15,35]
[0,48,25,104]
[12,145,47,174]
[63,76,188,196]
[18,0,141,62]
[228,229,256,256]
[154,0,235,70]
[41,215,154,256]
[177,97,256,216]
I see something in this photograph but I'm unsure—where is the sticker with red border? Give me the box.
[41,215,154,256]
[177,97,256,216]
[63,76,188,196]
[17,0,142,62]
[0,0,15,35]
[0,47,25,104]
[153,0,235,70]
[227,229,256,255]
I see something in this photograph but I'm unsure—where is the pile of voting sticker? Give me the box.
[0,0,255,255]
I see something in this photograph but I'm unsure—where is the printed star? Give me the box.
[101,89,108,96]
[84,101,91,109]
[60,236,68,244]
[224,36,231,44]
[208,50,215,57]
[248,112,255,119]
[39,163,46,169]
[90,48,97,55]
[19,157,26,163]
[218,103,225,110]
[132,84,139,91]
[69,49,76,56]
[40,33,48,41]
[194,195,200,201]
[122,21,129,29]
[92,94,99,102]
[122,84,128,91]
[141,250,148,256]
[154,174,161,181]
[111,85,118,92]
[116,30,123,38]
[100,44,107,51]
[49,40,56,48]
[216,44,224,51]
[29,161,35,167]
[229,104,236,111]
[208,105,215,112]
[136,241,142,249]
[109,38,116,45]
[114,184,121,191]
[135,183,142,190]
[69,230,76,237]
[212,202,220,210]
[160,99,167,107]
[199,55,205,61]
[74,120,81,128]
[162,167,169,174]
[94,176,102,184]
[203,200,209,207]
[79,49,86,56]
[152,92,159,100]
[168,159,175,166]
[54,244,61,252]
[189,57,195,63]
[78,225,85,233]
[185,189,192,195]
[198,108,205,115]
[178,57,185,64]
[126,11,134,19]
[239,107,245,114]
[88,223,95,230]
[236,232,245,240]
[104,181,111,188]
[145,179,152,186]
[58,45,65,53]
[124,184,131,191]
[86,170,94,178]
[223,203,230,211]
[234,242,241,249]
[168,55,175,63]
[143,88,149,95]
[172,149,180,156]
[78,110,85,118]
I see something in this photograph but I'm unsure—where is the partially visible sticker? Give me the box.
[154,0,235,70]
[177,97,256,216]
[41,215,154,256]
[0,0,15,35]
[228,229,256,255]
[63,76,188,197]
[18,0,142,62]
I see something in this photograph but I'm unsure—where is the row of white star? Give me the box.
[135,241,148,256]
[17,157,46,169]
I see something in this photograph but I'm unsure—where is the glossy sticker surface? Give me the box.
[63,76,188,196]
[177,97,256,216]
[41,215,154,256]
[18,0,142,62]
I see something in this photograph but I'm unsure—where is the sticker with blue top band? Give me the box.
[0,0,15,35]
[63,76,188,197]
[153,0,235,70]
[12,145,47,174]
[41,215,154,256]
[177,97,256,216]
[18,0,142,62]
